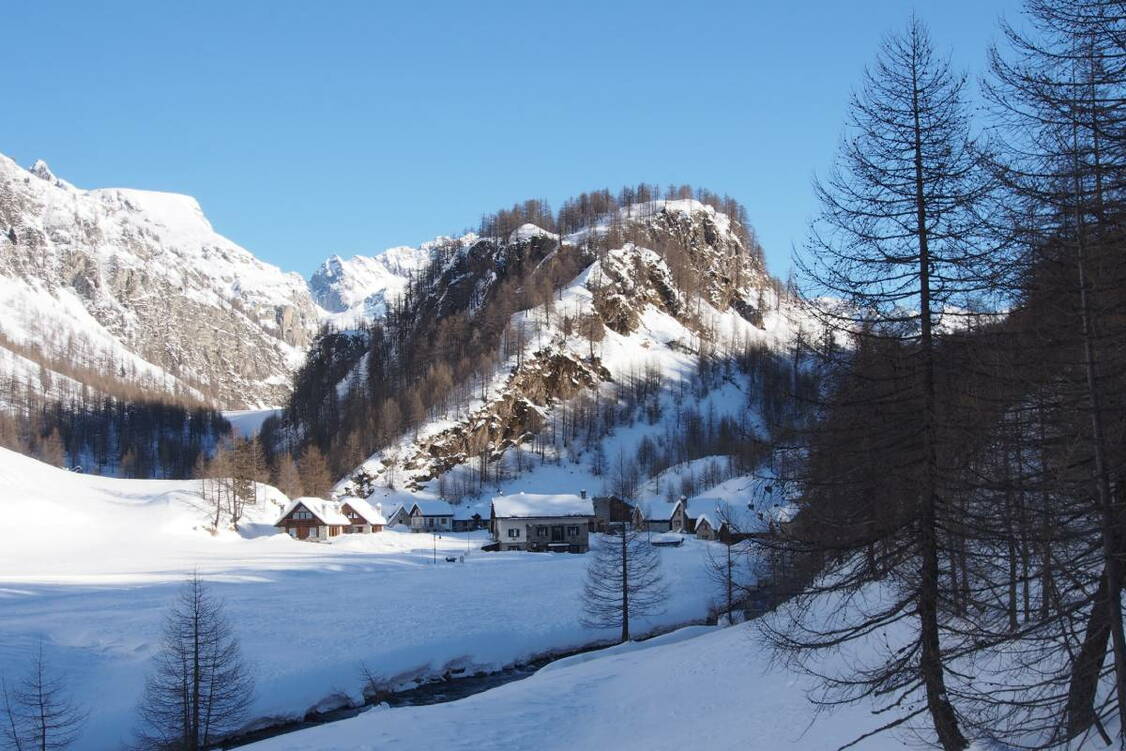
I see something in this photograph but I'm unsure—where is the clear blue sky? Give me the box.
[2,1,1021,279]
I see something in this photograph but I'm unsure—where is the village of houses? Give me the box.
[274,487,793,553]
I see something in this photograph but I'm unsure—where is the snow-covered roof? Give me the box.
[686,496,799,535]
[767,503,799,525]
[641,499,684,521]
[340,496,387,525]
[410,500,454,517]
[452,503,488,521]
[491,492,595,519]
[277,497,351,527]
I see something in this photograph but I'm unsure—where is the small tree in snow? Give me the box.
[133,575,254,750]
[581,525,667,643]
[704,538,756,624]
[1,645,86,751]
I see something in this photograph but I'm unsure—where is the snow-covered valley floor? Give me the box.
[0,448,719,749]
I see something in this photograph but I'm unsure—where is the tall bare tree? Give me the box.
[771,16,1003,750]
[971,0,1126,741]
[1,645,86,751]
[581,525,667,643]
[133,575,254,750]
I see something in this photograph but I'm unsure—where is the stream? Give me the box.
[216,636,642,749]
[216,587,785,749]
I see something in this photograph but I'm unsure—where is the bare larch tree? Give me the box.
[1,644,86,751]
[768,16,1003,751]
[133,574,254,750]
[581,525,667,643]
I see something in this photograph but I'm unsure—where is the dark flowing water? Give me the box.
[215,639,620,749]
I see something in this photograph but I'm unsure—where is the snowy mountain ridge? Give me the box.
[0,153,437,408]
[310,238,461,324]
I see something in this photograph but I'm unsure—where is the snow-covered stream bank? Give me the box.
[221,622,713,749]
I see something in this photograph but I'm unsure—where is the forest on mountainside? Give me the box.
[0,327,230,478]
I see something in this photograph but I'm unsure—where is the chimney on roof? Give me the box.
[580,489,587,499]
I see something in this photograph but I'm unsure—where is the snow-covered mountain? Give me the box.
[280,197,817,509]
[310,240,449,324]
[0,153,435,408]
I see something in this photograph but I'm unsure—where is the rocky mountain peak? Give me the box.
[30,159,56,182]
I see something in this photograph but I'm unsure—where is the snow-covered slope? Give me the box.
[0,153,329,407]
[0,447,719,749]
[310,242,444,324]
[0,446,288,577]
[334,199,814,506]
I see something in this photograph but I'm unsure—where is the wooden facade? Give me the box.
[275,500,344,541]
[341,502,385,534]
[591,495,634,532]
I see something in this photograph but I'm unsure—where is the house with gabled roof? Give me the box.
[384,504,410,527]
[275,497,351,541]
[591,493,634,532]
[632,497,687,533]
[490,492,595,553]
[409,500,454,533]
[339,495,387,534]
[687,497,798,544]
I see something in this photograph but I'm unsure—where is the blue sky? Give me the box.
[3,1,1021,278]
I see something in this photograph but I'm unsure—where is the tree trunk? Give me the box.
[913,62,966,751]
[620,529,629,643]
[1065,569,1111,740]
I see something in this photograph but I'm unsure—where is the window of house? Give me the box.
[537,527,547,537]
[568,526,579,536]
[310,527,318,537]
[508,528,520,538]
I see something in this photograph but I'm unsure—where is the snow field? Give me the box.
[0,448,721,749]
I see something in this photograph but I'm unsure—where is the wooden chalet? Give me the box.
[591,493,634,532]
[339,495,387,534]
[275,497,351,541]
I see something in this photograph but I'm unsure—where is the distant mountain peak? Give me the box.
[29,159,67,188]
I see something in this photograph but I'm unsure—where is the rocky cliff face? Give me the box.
[0,154,431,408]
